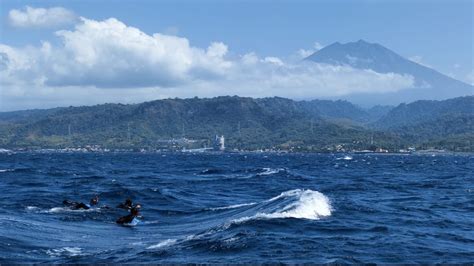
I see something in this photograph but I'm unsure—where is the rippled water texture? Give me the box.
[0,152,473,263]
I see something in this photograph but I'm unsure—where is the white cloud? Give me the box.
[263,57,284,66]
[466,70,474,85]
[297,42,325,58]
[408,55,432,68]
[313,42,324,51]
[0,17,416,111]
[297,49,314,58]
[8,6,77,28]
[11,17,231,88]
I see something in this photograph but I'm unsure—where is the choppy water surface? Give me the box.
[0,152,473,263]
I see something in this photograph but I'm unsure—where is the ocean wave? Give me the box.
[257,167,285,176]
[337,155,353,161]
[226,189,332,227]
[142,220,161,225]
[147,239,178,249]
[146,189,331,252]
[26,206,100,213]
[46,247,84,257]
[206,202,258,211]
[199,168,225,175]
[0,169,15,173]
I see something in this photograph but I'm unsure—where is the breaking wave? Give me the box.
[147,189,332,250]
[147,239,178,249]
[46,247,84,257]
[257,167,286,176]
[227,189,332,227]
[206,202,258,211]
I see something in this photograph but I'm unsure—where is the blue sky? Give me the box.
[0,0,472,110]
[2,0,472,75]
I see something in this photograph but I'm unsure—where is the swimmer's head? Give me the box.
[125,198,132,205]
[90,196,99,206]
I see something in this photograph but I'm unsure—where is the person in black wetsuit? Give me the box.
[117,198,133,210]
[116,205,141,225]
[63,196,99,210]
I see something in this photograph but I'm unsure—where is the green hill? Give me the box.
[0,96,472,152]
[0,96,399,151]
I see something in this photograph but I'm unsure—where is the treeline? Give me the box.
[0,96,472,151]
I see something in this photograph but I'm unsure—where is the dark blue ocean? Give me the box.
[0,152,473,263]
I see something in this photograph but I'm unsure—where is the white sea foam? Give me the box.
[208,202,257,211]
[147,234,198,250]
[258,167,285,176]
[147,189,332,251]
[48,207,70,213]
[147,239,178,249]
[26,206,65,213]
[223,236,240,244]
[0,169,14,173]
[226,189,332,227]
[337,155,353,160]
[27,206,99,213]
[142,220,160,225]
[26,206,40,211]
[46,247,83,257]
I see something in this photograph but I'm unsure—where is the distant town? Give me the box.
[0,134,452,155]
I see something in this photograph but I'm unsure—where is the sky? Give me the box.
[0,0,472,111]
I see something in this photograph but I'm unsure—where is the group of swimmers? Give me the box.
[62,196,142,225]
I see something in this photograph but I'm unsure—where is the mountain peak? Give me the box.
[304,40,473,105]
[305,40,400,72]
[326,39,378,49]
[355,39,371,45]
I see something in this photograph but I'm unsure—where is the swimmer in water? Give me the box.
[63,195,99,210]
[117,198,133,210]
[116,204,141,225]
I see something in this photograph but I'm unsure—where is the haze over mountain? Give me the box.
[306,40,473,105]
[373,96,473,149]
[374,96,474,129]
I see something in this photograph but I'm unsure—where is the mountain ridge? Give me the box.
[0,95,472,151]
[305,40,473,105]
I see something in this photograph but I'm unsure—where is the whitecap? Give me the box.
[48,207,69,213]
[207,202,257,211]
[225,189,332,227]
[147,239,177,249]
[0,169,14,173]
[223,236,240,244]
[264,189,332,219]
[26,206,92,213]
[46,247,83,257]
[257,167,285,176]
[337,155,353,160]
[44,207,98,213]
[142,220,160,225]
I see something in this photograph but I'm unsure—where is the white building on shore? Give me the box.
[214,135,225,151]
